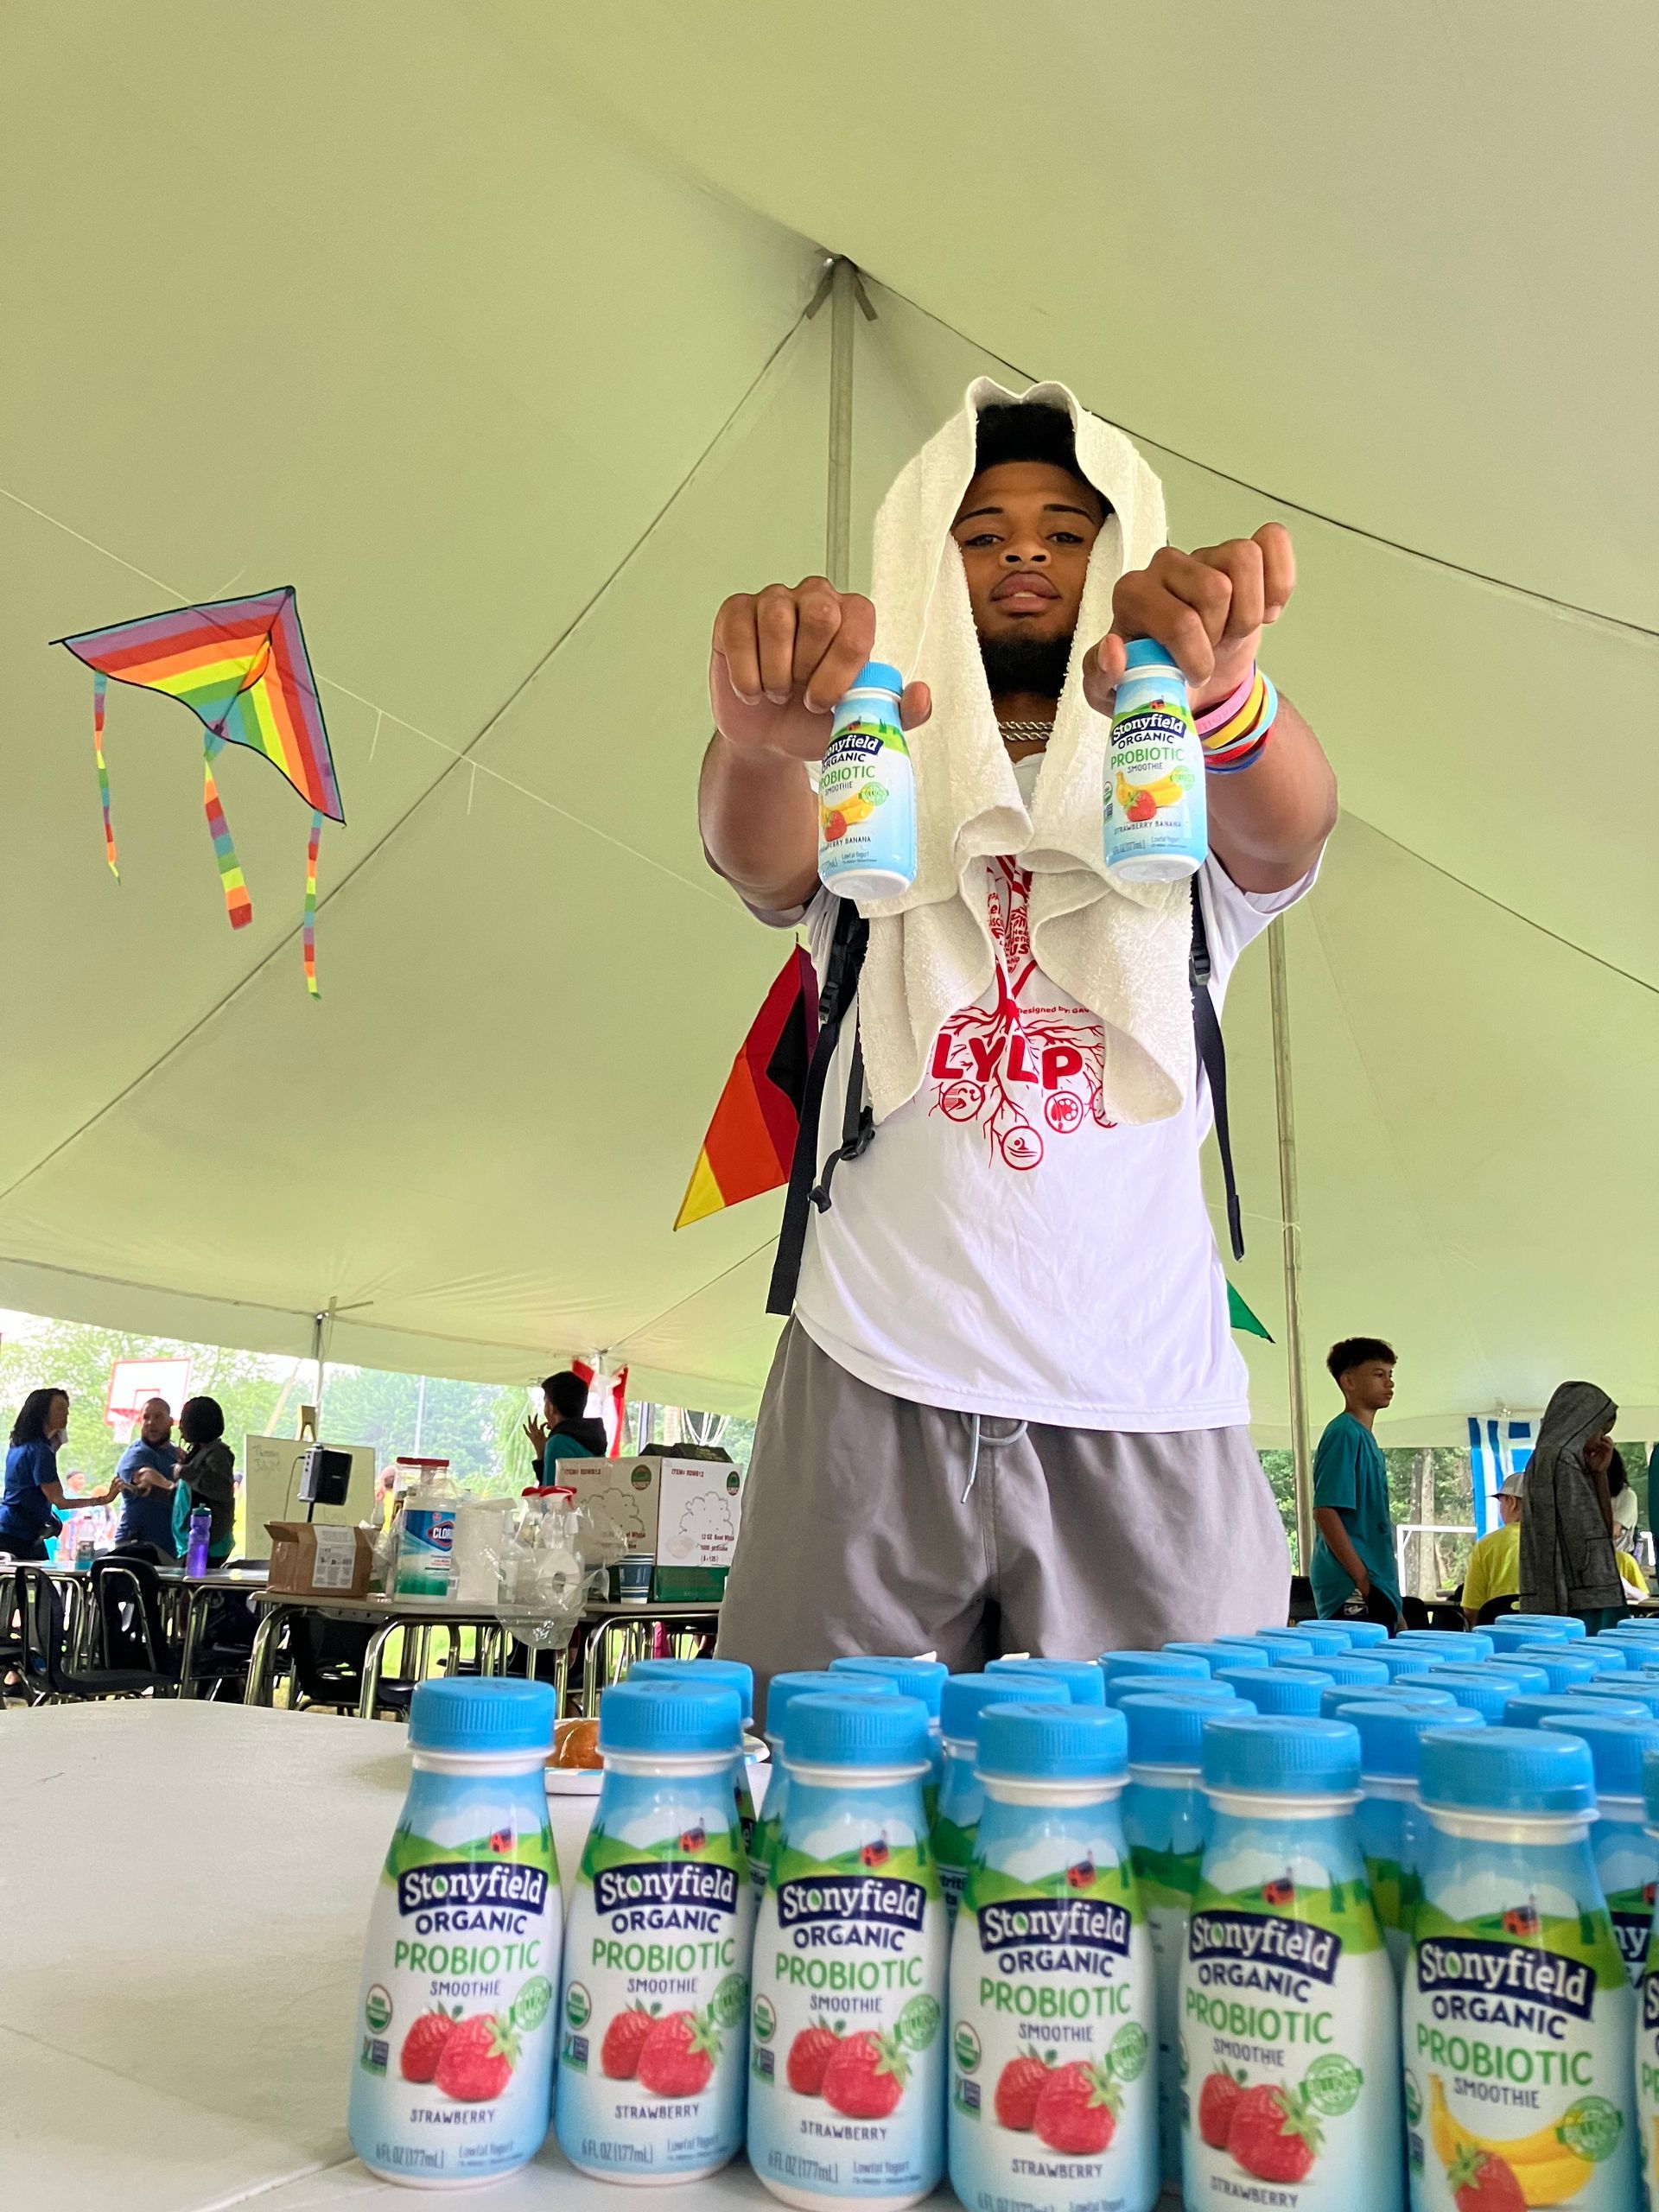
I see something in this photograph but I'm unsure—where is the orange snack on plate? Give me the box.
[550,1716,602,1770]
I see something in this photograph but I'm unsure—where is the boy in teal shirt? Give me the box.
[1309,1335,1401,1625]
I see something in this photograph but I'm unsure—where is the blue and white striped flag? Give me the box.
[1468,1414,1541,1538]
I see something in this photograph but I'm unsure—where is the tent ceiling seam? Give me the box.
[881,285,1658,642]
[0,303,817,1215]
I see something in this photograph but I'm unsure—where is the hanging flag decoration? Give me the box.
[571,1357,630,1459]
[675,947,819,1229]
[1227,1284,1273,1341]
[56,587,344,995]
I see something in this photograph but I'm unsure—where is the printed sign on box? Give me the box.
[559,1454,744,1601]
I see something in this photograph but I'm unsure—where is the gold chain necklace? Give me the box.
[997,719,1055,744]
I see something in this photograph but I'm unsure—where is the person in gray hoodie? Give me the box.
[1518,1379,1625,1633]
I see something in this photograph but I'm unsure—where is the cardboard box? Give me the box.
[559,1453,745,1603]
[264,1520,374,1598]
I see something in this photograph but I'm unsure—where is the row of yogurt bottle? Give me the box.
[346,1617,1659,2210]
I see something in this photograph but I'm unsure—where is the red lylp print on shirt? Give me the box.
[928,859,1115,1172]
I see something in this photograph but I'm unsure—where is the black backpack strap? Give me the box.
[766,899,868,1316]
[1191,879,1245,1262]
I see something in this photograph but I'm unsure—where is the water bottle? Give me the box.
[74,1519,97,1570]
[186,1505,212,1578]
[817,660,916,901]
[1103,639,1207,882]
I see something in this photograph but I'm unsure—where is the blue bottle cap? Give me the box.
[1570,1679,1659,1719]
[985,1656,1105,1707]
[1539,1712,1659,1800]
[1109,1677,1238,1709]
[1505,1646,1600,1690]
[1420,1725,1595,1817]
[1201,1715,1361,1797]
[830,1656,948,1718]
[1247,1630,1323,1654]
[1504,1691,1647,1731]
[1099,1649,1213,1684]
[1319,1683,1458,1720]
[1335,1698,1484,1777]
[1486,1622,1569,1657]
[1571,1642,1630,1675]
[785,1692,933,1771]
[940,1670,1062,1745]
[977,1700,1127,1783]
[1121,1692,1255,1769]
[763,1669,898,1739]
[1373,1647,1440,1681]
[1265,1624,1355,1654]
[1213,1667,1329,1717]
[1276,1654,1391,1689]
[598,1677,743,1756]
[1394,1630,1497,1661]
[1122,638,1184,679]
[1164,1642,1260,1671]
[1500,1612,1586,1641]
[409,1677,556,1755]
[1413,1669,1518,1721]
[1465,1661,1553,1694]
[848,659,903,696]
[626,1656,754,1726]
[1332,1621,1391,1649]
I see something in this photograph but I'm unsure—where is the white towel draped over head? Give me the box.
[855,377,1193,1128]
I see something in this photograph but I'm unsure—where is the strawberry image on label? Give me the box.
[433,2012,518,2104]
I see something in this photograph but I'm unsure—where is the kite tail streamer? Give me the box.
[92,672,119,879]
[202,737,252,930]
[303,811,322,997]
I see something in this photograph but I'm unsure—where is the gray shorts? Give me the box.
[718,1320,1291,1711]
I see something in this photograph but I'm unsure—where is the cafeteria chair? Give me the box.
[288,1611,416,1719]
[1287,1575,1317,1624]
[91,1557,178,1681]
[14,1567,173,1704]
[1401,1594,1468,1633]
[1476,1595,1518,1624]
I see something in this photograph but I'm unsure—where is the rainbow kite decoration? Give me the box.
[675,947,818,1229]
[57,587,344,995]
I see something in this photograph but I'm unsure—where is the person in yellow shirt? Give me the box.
[1461,1471,1526,1624]
[1464,1462,1650,1625]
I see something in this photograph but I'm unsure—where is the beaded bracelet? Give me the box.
[1197,665,1278,773]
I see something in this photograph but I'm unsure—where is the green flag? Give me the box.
[1227,1283,1273,1341]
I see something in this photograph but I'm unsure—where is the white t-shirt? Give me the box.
[775,760,1314,1432]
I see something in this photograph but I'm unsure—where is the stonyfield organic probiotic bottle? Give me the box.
[1539,1710,1659,1984]
[751,1675,902,1899]
[1404,1725,1637,2209]
[554,1677,754,2183]
[950,1701,1158,2212]
[817,662,915,902]
[932,1670,1071,1929]
[1102,639,1206,883]
[1179,1714,1402,2212]
[1119,1691,1255,2196]
[346,1678,560,2188]
[748,1692,945,2210]
[1333,1700,1483,1982]
[1635,1745,1659,2202]
[830,1656,949,1818]
[626,1656,760,1861]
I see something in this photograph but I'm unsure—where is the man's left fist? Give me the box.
[1083,523,1294,715]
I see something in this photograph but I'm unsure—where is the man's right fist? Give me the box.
[709,577,930,761]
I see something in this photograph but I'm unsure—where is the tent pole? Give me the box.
[1268,917,1314,1570]
[825,257,856,588]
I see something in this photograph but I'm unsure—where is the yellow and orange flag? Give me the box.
[675,948,817,1230]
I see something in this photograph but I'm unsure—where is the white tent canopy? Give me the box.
[2,2,1654,1441]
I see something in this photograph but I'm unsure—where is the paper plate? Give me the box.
[544,1762,605,1797]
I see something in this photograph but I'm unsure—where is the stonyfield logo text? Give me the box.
[594,1861,740,1917]
[778,1875,927,1936]
[397,1861,550,1916]
[976,1897,1131,1962]
[1188,1910,1341,1986]
[1643,1973,1659,2033]
[1415,1938,1593,2024]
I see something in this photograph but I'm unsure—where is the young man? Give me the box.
[1309,1337,1401,1624]
[1459,1469,1525,1624]
[112,1395,182,1556]
[524,1370,608,1477]
[702,387,1336,1688]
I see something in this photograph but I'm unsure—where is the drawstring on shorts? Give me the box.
[961,1413,1029,1503]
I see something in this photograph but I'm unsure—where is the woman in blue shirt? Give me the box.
[0,1389,124,1560]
